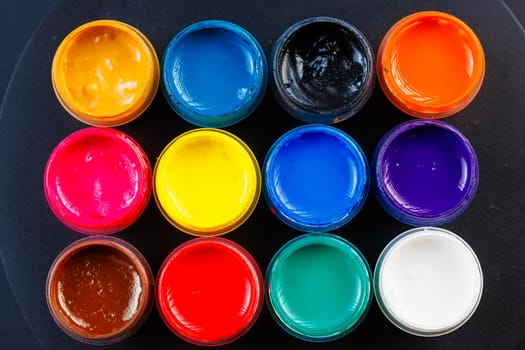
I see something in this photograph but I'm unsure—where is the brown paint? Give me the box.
[46,237,153,345]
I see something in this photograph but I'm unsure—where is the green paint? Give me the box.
[266,233,372,341]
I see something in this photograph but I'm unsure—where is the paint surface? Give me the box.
[52,246,143,337]
[58,25,150,116]
[380,123,474,216]
[378,12,484,116]
[167,27,260,115]
[156,239,263,345]
[264,125,368,231]
[267,234,371,340]
[44,128,151,234]
[279,21,368,112]
[154,129,260,235]
[376,228,482,334]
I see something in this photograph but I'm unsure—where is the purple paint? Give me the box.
[372,120,478,226]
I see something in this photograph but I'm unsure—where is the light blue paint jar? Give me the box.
[162,20,268,128]
[263,124,369,232]
[266,233,372,342]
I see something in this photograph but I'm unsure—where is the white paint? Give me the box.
[375,227,483,336]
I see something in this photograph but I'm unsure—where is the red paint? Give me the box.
[156,238,264,346]
[44,127,151,235]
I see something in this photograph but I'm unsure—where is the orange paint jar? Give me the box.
[377,11,485,119]
[52,20,160,126]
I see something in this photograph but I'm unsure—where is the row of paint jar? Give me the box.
[51,12,485,129]
[43,118,479,236]
[46,227,482,345]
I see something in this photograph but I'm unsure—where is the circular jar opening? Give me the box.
[377,11,485,118]
[153,128,261,236]
[162,20,268,127]
[52,20,160,126]
[264,124,369,232]
[372,120,478,226]
[266,233,372,342]
[46,236,154,345]
[44,127,152,235]
[374,227,483,336]
[156,238,264,346]
[272,17,375,123]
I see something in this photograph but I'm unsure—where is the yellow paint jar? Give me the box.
[154,129,261,236]
[52,20,160,126]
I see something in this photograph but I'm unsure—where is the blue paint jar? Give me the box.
[372,120,479,226]
[263,125,369,232]
[162,20,268,128]
[271,17,375,124]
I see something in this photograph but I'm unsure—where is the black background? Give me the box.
[1,1,524,349]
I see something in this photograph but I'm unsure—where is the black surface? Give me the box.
[1,0,524,349]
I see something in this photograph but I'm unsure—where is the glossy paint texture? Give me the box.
[266,234,372,341]
[154,129,260,236]
[377,11,485,118]
[52,20,159,126]
[46,236,153,345]
[374,227,483,336]
[373,120,478,226]
[156,238,263,346]
[162,20,267,127]
[264,125,368,232]
[272,17,375,123]
[44,127,152,235]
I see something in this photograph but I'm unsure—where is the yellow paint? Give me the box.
[154,129,261,236]
[52,20,159,126]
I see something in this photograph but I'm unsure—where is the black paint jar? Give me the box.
[271,17,375,124]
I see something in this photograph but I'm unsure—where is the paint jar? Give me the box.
[46,236,154,345]
[372,120,478,226]
[52,20,160,126]
[154,129,260,236]
[156,237,263,346]
[372,119,479,225]
[374,227,483,336]
[264,124,369,232]
[271,17,375,124]
[44,127,152,235]
[377,11,485,118]
[162,20,268,127]
[266,233,372,342]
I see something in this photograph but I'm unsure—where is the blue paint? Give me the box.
[162,20,268,128]
[263,125,369,232]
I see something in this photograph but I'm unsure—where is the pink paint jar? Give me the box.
[44,127,152,235]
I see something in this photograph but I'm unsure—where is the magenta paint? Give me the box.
[372,120,479,226]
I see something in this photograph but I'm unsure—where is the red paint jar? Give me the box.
[156,238,264,346]
[46,236,154,345]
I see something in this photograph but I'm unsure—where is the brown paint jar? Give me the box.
[46,236,153,345]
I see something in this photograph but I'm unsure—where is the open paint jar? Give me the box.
[266,233,372,341]
[44,127,152,235]
[153,129,261,236]
[156,237,264,346]
[377,11,485,118]
[52,20,160,126]
[374,227,483,336]
[372,120,479,226]
[271,17,375,123]
[162,20,268,127]
[46,236,154,345]
[263,125,369,232]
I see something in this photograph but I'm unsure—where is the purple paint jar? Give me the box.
[372,120,479,226]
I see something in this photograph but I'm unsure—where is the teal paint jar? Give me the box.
[265,233,372,341]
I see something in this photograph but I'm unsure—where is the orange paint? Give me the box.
[377,11,485,118]
[52,20,159,126]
